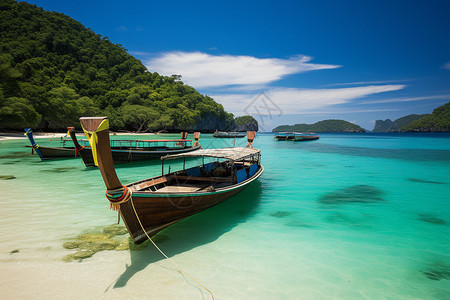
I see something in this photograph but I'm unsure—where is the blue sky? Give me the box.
[28,0,450,130]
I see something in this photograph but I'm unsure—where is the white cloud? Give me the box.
[212,85,406,114]
[442,62,450,70]
[360,94,450,104]
[145,52,340,88]
[326,79,413,86]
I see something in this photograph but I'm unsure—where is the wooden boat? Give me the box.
[213,130,246,138]
[274,132,319,141]
[68,127,202,167]
[80,117,263,244]
[24,128,78,159]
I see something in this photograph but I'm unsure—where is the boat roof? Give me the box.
[138,139,192,142]
[162,147,260,161]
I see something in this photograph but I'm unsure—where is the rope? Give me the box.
[129,196,215,300]
[74,146,84,157]
[105,185,132,211]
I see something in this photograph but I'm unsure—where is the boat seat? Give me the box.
[133,176,168,191]
[236,168,247,183]
[186,167,201,177]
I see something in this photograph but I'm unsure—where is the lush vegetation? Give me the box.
[372,114,427,132]
[0,0,233,131]
[403,102,450,132]
[272,119,365,132]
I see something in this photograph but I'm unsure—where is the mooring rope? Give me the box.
[129,196,215,300]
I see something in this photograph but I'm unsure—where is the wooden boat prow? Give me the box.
[80,116,263,244]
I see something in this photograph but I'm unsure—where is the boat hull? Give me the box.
[274,135,319,141]
[120,166,264,244]
[79,145,202,167]
[26,145,76,158]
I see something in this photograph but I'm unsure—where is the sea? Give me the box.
[0,132,449,299]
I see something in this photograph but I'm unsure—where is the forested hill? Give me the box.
[403,102,450,132]
[0,0,234,131]
[373,102,449,132]
[272,120,365,133]
[372,114,428,132]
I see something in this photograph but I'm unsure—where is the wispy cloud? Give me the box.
[115,26,128,32]
[326,79,414,87]
[360,94,450,104]
[211,85,406,114]
[442,62,450,70]
[145,52,341,88]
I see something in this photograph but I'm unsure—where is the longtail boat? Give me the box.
[68,127,201,167]
[24,128,78,159]
[80,117,263,244]
[213,130,246,138]
[274,132,319,141]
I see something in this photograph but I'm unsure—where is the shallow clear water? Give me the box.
[1,132,449,299]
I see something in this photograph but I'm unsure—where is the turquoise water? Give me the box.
[0,133,449,299]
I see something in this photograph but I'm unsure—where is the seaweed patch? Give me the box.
[418,213,447,225]
[62,224,149,262]
[270,211,296,218]
[319,185,384,205]
[42,167,77,173]
[408,178,447,185]
[422,262,450,281]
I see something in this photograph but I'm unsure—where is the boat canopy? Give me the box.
[162,147,260,161]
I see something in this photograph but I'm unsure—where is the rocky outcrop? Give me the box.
[192,114,234,132]
[373,114,427,132]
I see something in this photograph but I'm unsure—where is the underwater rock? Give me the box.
[63,241,83,249]
[62,225,152,261]
[63,250,95,262]
[10,249,19,254]
[408,178,447,185]
[270,211,295,218]
[0,152,27,159]
[418,213,447,225]
[0,175,16,180]
[319,185,384,205]
[62,233,119,262]
[42,167,76,173]
[286,221,315,228]
[422,262,450,281]
[103,224,128,236]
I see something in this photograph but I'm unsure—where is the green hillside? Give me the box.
[272,119,365,132]
[404,102,450,132]
[0,0,233,131]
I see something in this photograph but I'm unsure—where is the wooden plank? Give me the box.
[135,176,168,190]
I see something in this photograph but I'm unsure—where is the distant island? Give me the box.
[0,0,257,133]
[272,119,365,133]
[373,102,449,132]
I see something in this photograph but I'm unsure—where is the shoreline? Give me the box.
[0,132,156,141]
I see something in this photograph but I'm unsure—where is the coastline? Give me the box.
[0,132,156,141]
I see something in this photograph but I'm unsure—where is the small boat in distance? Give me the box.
[213,130,246,138]
[68,127,202,167]
[274,132,319,141]
[24,128,80,159]
[79,116,263,244]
